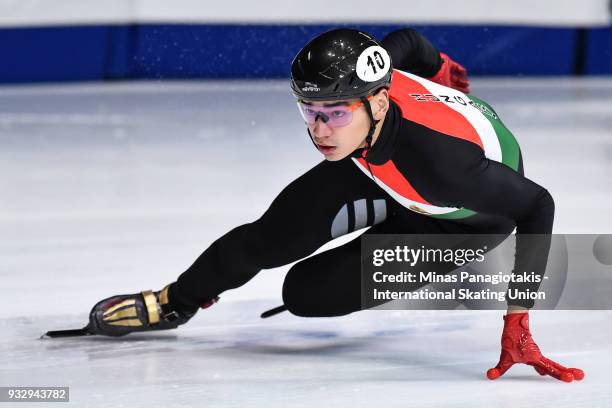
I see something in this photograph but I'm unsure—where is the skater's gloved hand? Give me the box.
[427,52,470,93]
[487,313,584,382]
[88,284,206,337]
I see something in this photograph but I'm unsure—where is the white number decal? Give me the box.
[356,46,391,82]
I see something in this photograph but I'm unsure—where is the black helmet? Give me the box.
[290,28,393,101]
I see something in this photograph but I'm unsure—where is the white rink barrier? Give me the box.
[0,0,610,28]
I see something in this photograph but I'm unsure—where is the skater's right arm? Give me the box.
[382,28,443,77]
[382,28,470,93]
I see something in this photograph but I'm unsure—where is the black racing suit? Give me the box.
[169,29,554,316]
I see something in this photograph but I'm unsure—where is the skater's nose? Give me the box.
[312,116,333,139]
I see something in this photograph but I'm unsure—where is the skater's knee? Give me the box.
[282,267,317,317]
[282,263,359,318]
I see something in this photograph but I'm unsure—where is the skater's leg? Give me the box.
[86,159,392,336]
[283,209,515,317]
[172,159,390,310]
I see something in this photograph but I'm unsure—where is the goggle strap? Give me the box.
[306,128,319,150]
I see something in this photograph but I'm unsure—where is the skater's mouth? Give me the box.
[316,144,337,155]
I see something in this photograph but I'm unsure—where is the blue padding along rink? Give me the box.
[0,26,112,82]
[0,24,607,83]
[584,27,612,74]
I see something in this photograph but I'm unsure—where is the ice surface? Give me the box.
[1,78,612,407]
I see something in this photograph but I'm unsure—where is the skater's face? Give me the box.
[297,89,389,161]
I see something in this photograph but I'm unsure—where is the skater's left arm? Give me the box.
[433,145,554,309]
[442,155,554,236]
[437,152,585,382]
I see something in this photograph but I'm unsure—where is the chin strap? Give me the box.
[306,128,318,150]
[361,96,379,178]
